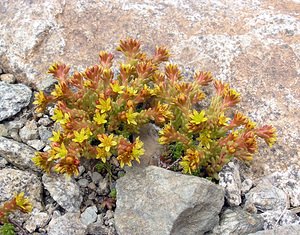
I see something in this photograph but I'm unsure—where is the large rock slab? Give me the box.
[115,166,224,235]
[0,0,299,176]
[42,174,83,212]
[0,81,32,121]
[0,136,39,171]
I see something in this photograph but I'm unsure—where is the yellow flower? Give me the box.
[15,192,33,213]
[110,82,125,94]
[51,108,70,124]
[218,112,230,126]
[33,91,46,106]
[179,149,202,174]
[98,134,117,152]
[125,108,139,125]
[49,130,61,142]
[51,84,63,98]
[189,110,208,125]
[132,137,144,160]
[197,131,212,149]
[96,97,111,113]
[83,80,92,87]
[245,119,257,130]
[72,128,92,143]
[96,147,112,163]
[53,143,68,159]
[126,87,138,96]
[93,111,107,125]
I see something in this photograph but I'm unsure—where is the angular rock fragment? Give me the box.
[43,174,82,212]
[47,212,87,235]
[19,120,39,143]
[219,160,242,206]
[211,207,264,235]
[115,166,224,235]
[0,81,32,121]
[0,136,39,171]
[248,224,300,235]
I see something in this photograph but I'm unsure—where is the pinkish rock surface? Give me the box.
[0,0,299,177]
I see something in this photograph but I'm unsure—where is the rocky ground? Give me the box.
[0,0,300,235]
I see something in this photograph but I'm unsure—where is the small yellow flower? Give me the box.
[125,108,139,125]
[179,149,202,174]
[96,97,111,113]
[51,84,63,98]
[189,110,208,125]
[51,108,70,124]
[15,192,33,213]
[132,137,144,160]
[197,131,213,149]
[49,130,61,142]
[110,82,125,94]
[83,80,92,87]
[93,111,107,125]
[33,91,46,106]
[126,87,138,96]
[72,128,92,143]
[218,112,230,126]
[53,143,68,159]
[96,147,112,163]
[98,134,117,152]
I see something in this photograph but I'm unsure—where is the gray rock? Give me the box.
[0,136,39,171]
[0,168,42,210]
[241,178,253,195]
[260,209,300,230]
[87,220,116,235]
[81,205,98,225]
[5,119,26,129]
[42,174,82,212]
[219,160,242,206]
[38,125,52,143]
[47,212,87,235]
[38,115,53,126]
[0,81,32,121]
[115,166,224,235]
[0,157,8,167]
[23,209,50,233]
[258,166,300,207]
[78,178,89,187]
[91,171,103,184]
[211,207,264,235]
[27,139,46,150]
[245,183,289,213]
[0,74,16,83]
[0,124,8,137]
[19,120,39,142]
[249,224,300,235]
[97,177,110,195]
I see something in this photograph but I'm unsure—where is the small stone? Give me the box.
[43,145,51,152]
[24,209,50,233]
[0,124,8,137]
[43,174,82,212]
[27,139,46,150]
[78,178,89,187]
[5,119,25,130]
[9,129,21,142]
[19,120,39,142]
[241,179,253,195]
[36,76,57,92]
[80,205,98,225]
[248,224,300,235]
[97,177,109,195]
[38,116,53,126]
[104,210,114,220]
[91,171,103,185]
[0,74,16,84]
[47,212,87,235]
[88,182,97,190]
[245,184,289,212]
[38,126,52,143]
[219,160,242,206]
[88,192,97,200]
[0,82,32,121]
[0,157,8,168]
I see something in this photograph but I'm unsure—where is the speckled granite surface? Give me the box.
[0,0,299,177]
